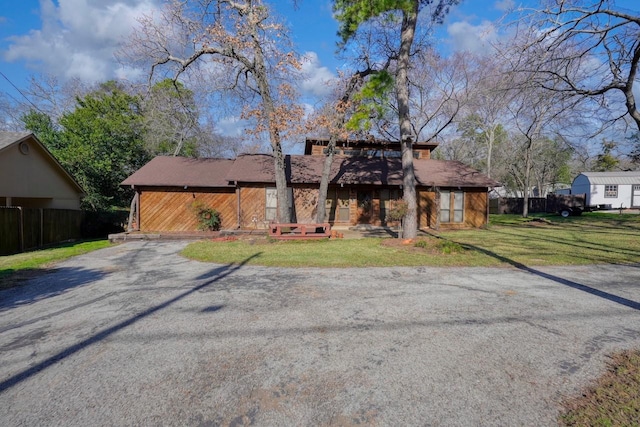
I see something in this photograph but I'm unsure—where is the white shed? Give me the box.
[571,171,640,209]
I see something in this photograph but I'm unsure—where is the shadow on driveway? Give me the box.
[0,253,261,394]
[0,267,110,311]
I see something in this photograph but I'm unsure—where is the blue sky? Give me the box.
[0,1,515,101]
[1,0,638,139]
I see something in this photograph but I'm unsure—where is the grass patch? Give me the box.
[560,349,640,426]
[182,237,497,268]
[182,212,640,268]
[0,240,112,290]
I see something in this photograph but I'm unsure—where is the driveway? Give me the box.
[1,241,640,426]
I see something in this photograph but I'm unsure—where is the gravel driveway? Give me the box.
[1,241,639,426]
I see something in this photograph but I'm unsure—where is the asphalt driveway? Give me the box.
[1,241,640,426]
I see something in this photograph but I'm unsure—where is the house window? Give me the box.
[265,187,278,221]
[440,190,464,223]
[604,185,618,198]
[325,189,350,222]
[265,187,293,221]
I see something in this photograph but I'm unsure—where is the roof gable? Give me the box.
[0,131,85,195]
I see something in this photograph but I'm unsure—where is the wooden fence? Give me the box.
[489,197,547,214]
[489,194,586,215]
[0,207,84,256]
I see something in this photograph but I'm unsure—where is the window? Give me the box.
[325,189,350,222]
[265,188,278,221]
[604,185,618,198]
[265,187,293,221]
[440,190,464,223]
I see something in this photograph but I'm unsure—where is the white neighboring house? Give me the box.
[571,171,640,209]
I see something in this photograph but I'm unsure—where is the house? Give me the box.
[122,138,499,232]
[571,171,640,209]
[0,132,84,209]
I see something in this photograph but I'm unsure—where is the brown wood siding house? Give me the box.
[122,157,237,232]
[123,141,498,231]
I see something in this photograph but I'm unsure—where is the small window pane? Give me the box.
[604,185,618,198]
[453,191,464,223]
[453,192,463,210]
[441,209,450,223]
[441,191,450,209]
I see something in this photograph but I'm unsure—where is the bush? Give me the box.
[437,240,464,254]
[386,199,408,223]
[190,200,221,231]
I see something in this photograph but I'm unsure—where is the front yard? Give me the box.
[182,213,640,268]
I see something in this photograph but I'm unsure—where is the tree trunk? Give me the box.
[250,21,290,223]
[397,3,419,239]
[486,127,494,178]
[522,140,532,218]
[316,138,336,223]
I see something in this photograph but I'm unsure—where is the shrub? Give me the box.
[190,201,221,231]
[437,240,464,254]
[386,199,408,223]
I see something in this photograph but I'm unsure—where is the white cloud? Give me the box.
[217,116,248,137]
[494,0,515,12]
[3,0,157,83]
[447,20,498,53]
[300,51,336,98]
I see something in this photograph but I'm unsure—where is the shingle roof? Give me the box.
[414,159,499,187]
[579,171,640,185]
[126,154,499,189]
[0,131,32,152]
[0,131,85,194]
[121,156,236,187]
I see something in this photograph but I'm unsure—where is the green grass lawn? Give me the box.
[0,240,112,289]
[560,349,640,426]
[182,212,640,268]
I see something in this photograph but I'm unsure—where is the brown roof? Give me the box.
[123,154,498,188]
[414,160,499,187]
[121,156,235,188]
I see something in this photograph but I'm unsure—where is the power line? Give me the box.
[0,71,42,112]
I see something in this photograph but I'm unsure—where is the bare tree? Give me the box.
[0,74,89,131]
[142,79,200,156]
[454,54,514,178]
[517,0,640,131]
[122,0,303,222]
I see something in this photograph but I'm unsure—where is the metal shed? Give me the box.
[572,171,640,209]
